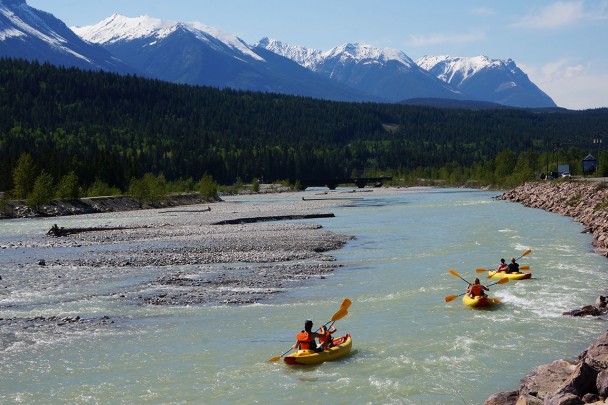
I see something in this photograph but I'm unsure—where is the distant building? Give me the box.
[558,164,570,175]
[582,154,598,175]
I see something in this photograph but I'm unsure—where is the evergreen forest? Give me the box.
[1,58,608,198]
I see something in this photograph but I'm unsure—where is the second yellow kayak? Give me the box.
[488,270,531,280]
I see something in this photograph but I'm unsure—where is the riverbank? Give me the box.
[485,180,608,405]
[498,181,608,256]
[1,189,367,348]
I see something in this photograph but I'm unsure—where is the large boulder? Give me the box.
[596,369,608,397]
[581,331,608,370]
[551,362,598,398]
[518,359,578,400]
[544,392,584,405]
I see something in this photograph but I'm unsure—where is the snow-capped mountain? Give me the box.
[0,0,135,74]
[256,39,460,102]
[72,14,370,101]
[73,14,264,64]
[416,55,556,108]
[2,1,557,108]
[256,37,324,70]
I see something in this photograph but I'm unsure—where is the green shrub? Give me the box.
[128,173,168,207]
[27,171,54,210]
[56,171,81,199]
[197,174,218,200]
[86,179,122,197]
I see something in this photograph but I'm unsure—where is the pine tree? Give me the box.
[27,171,54,210]
[12,153,37,199]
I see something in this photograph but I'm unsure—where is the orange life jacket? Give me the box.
[318,330,331,344]
[470,284,483,296]
[296,331,314,350]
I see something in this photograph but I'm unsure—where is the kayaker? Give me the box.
[507,258,520,274]
[497,258,508,272]
[293,320,324,352]
[318,325,337,349]
[467,278,489,298]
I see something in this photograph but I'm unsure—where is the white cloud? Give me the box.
[511,0,604,29]
[407,31,485,47]
[524,59,608,110]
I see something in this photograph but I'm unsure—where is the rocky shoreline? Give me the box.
[498,181,608,256]
[485,181,608,405]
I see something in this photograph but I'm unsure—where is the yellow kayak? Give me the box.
[462,294,495,308]
[284,334,352,365]
[488,270,531,280]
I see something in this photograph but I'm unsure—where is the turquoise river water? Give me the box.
[1,188,607,404]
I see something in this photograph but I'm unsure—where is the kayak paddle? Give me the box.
[444,277,508,303]
[267,298,351,363]
[448,269,471,285]
[516,249,533,260]
[476,249,532,273]
[476,265,530,273]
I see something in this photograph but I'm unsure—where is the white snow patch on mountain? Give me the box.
[73,14,263,61]
[256,37,323,68]
[416,55,515,85]
[257,38,416,71]
[324,43,414,67]
[1,4,91,61]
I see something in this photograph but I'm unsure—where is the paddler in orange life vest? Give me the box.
[318,324,337,349]
[467,277,489,298]
[293,320,324,352]
[497,258,508,272]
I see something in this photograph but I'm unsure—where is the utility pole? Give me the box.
[593,137,603,176]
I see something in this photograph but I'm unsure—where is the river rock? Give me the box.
[515,394,543,405]
[596,370,608,397]
[544,392,584,405]
[485,331,608,404]
[519,359,579,400]
[484,390,519,405]
[550,362,598,398]
[563,305,604,317]
[581,331,608,370]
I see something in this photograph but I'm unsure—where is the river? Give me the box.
[1,188,606,404]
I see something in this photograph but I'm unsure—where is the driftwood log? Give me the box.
[212,213,335,225]
[46,224,136,237]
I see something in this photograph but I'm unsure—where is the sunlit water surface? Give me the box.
[1,188,606,404]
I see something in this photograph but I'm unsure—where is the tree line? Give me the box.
[1,57,607,200]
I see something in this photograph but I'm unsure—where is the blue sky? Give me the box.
[28,0,608,110]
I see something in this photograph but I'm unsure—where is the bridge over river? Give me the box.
[295,176,392,190]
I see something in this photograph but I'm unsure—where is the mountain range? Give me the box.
[0,0,557,108]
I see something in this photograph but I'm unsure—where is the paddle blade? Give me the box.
[448,269,461,278]
[341,298,352,310]
[496,277,509,285]
[521,249,532,257]
[268,356,281,363]
[520,265,530,271]
[476,268,487,273]
[445,295,458,302]
[493,298,502,304]
[331,308,349,322]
